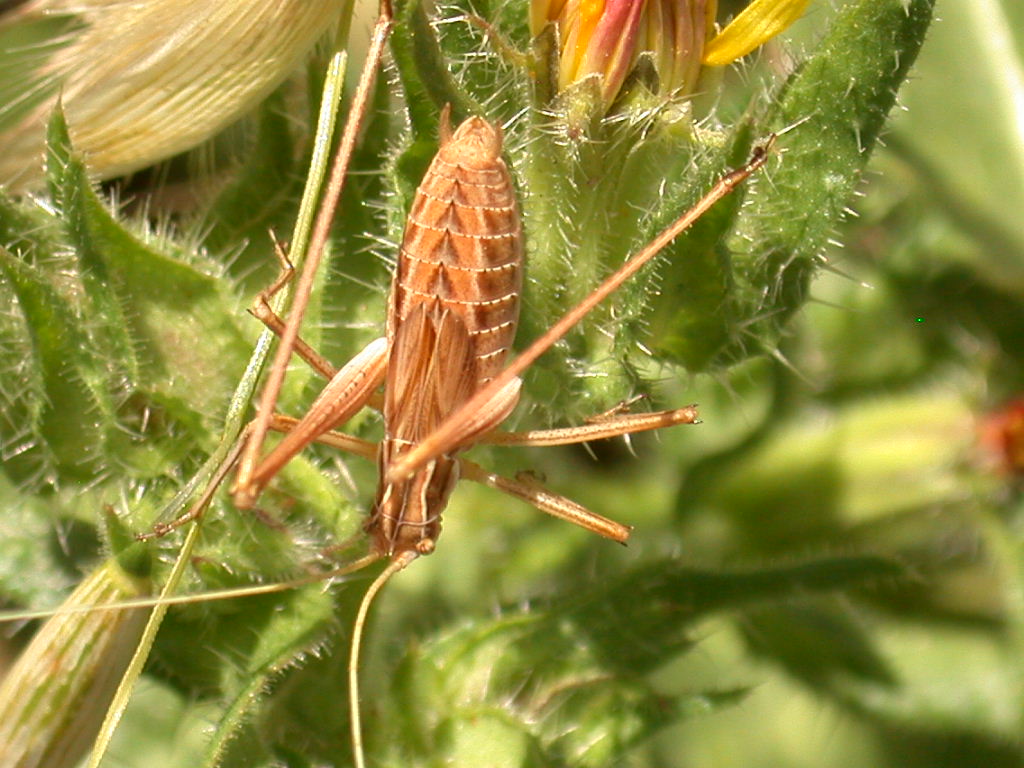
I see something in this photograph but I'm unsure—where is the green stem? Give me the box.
[83,30,354,768]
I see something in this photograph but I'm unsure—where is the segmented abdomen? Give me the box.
[390,117,522,385]
[372,117,522,557]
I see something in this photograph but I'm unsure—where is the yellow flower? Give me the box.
[532,0,809,108]
[702,0,810,66]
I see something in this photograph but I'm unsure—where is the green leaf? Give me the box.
[386,613,716,767]
[0,473,79,606]
[733,0,937,356]
[886,0,1024,292]
[643,124,758,370]
[516,110,748,413]
[842,621,1024,768]
[372,554,903,766]
[0,245,113,477]
[47,107,139,387]
[688,390,975,549]
[562,555,906,675]
[201,89,301,269]
[393,0,482,128]
[45,107,251,436]
[741,602,897,689]
[200,586,338,768]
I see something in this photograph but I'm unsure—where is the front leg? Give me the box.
[249,254,338,381]
[233,336,389,508]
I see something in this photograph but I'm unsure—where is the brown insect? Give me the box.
[232,112,685,554]
[0,4,774,767]
[225,107,770,767]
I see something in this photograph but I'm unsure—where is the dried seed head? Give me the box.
[0,0,344,190]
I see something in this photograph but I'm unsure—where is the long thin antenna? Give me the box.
[349,552,416,768]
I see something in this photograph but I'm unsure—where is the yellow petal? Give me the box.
[702,0,808,66]
[531,0,570,36]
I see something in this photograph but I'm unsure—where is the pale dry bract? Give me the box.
[0,0,344,190]
[0,560,149,768]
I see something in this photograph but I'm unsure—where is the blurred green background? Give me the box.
[1,0,1024,766]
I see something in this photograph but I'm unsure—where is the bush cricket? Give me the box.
[0,101,772,768]
[227,107,772,767]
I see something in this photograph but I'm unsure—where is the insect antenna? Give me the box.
[349,552,417,768]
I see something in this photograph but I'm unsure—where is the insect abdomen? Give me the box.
[391,116,522,384]
[371,116,523,557]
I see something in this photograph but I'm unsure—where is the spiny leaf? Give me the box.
[741,602,897,689]
[0,187,63,257]
[0,246,114,478]
[47,107,139,387]
[201,88,301,272]
[643,122,759,370]
[0,473,78,605]
[46,107,251,437]
[560,554,906,674]
[733,0,938,354]
[200,586,338,768]
[374,553,903,765]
